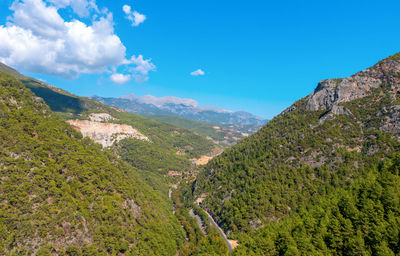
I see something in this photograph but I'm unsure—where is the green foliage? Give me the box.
[112,112,216,174]
[387,52,400,61]
[233,155,400,255]
[171,189,229,256]
[0,71,184,255]
[193,71,400,254]
[0,65,219,197]
[19,76,217,178]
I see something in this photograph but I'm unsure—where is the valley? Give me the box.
[0,64,233,255]
[2,52,400,255]
[3,52,400,255]
[0,0,398,255]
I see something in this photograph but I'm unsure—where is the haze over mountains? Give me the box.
[91,94,267,131]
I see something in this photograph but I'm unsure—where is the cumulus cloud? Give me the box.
[129,55,156,82]
[10,0,65,38]
[0,0,155,82]
[122,4,146,27]
[47,0,99,17]
[110,73,131,84]
[122,4,131,14]
[190,69,205,76]
[131,55,156,76]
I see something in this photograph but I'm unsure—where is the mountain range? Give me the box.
[2,52,400,255]
[91,94,267,132]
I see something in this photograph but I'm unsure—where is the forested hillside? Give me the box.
[0,71,186,255]
[0,64,218,179]
[192,53,400,255]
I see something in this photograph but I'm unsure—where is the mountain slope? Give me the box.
[192,53,400,255]
[0,71,184,255]
[0,64,218,181]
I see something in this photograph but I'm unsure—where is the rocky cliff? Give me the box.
[306,57,400,112]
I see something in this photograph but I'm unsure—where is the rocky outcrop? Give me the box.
[317,105,354,125]
[123,199,142,218]
[330,105,353,116]
[306,76,381,111]
[380,105,400,135]
[306,59,400,112]
[88,113,116,122]
[67,120,149,147]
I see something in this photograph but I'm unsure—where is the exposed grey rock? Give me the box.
[123,199,142,218]
[306,76,381,111]
[331,105,353,116]
[380,105,400,135]
[319,112,335,124]
[306,59,400,112]
[367,145,379,155]
[88,113,116,122]
[249,219,264,230]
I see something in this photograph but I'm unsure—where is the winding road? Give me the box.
[196,206,234,253]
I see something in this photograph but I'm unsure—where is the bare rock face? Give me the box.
[123,199,142,218]
[331,105,353,116]
[306,76,381,111]
[381,105,400,135]
[88,113,116,122]
[67,120,150,147]
[306,59,400,112]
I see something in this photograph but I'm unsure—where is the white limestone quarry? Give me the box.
[67,119,150,147]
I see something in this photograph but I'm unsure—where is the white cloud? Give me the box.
[190,69,205,76]
[47,0,99,17]
[110,73,131,84]
[122,4,131,14]
[129,55,156,82]
[132,11,146,26]
[131,55,156,75]
[0,0,155,83]
[10,0,65,38]
[122,4,146,27]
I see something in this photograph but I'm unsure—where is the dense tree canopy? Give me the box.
[0,71,185,255]
[193,58,400,255]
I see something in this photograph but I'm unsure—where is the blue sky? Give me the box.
[0,0,400,119]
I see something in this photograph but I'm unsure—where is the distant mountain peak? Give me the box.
[137,95,200,108]
[94,93,267,128]
[119,93,137,101]
[118,93,265,116]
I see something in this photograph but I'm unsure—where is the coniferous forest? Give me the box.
[1,1,400,254]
